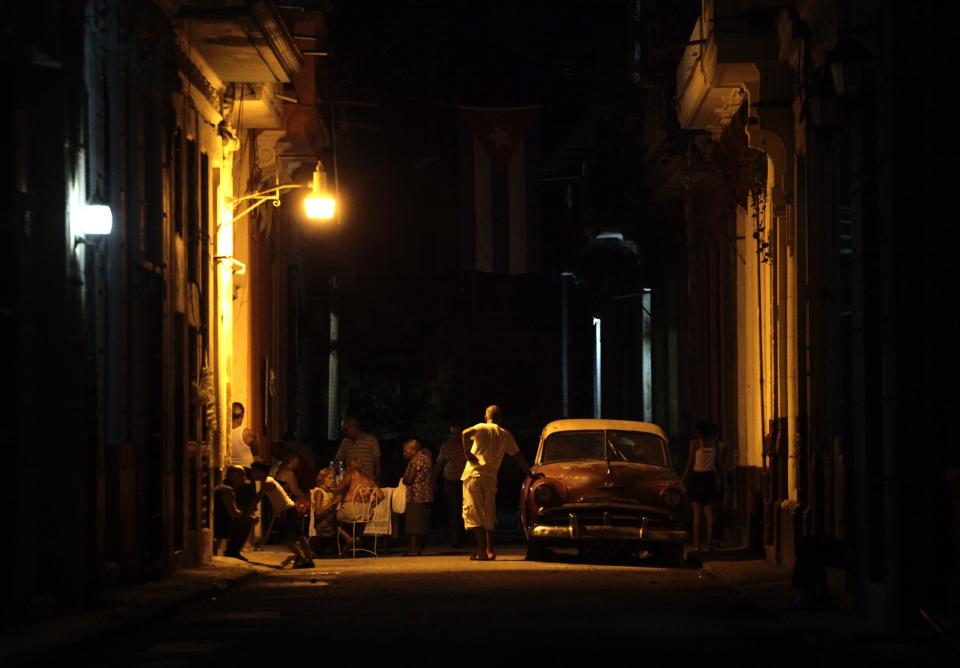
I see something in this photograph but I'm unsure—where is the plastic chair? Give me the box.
[337,486,379,558]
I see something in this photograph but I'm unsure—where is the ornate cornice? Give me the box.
[175,42,222,111]
[248,0,303,81]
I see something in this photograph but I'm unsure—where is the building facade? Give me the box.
[3,0,330,618]
[675,0,960,629]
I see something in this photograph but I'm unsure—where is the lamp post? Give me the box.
[227,161,336,223]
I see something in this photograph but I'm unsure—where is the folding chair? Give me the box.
[337,486,379,558]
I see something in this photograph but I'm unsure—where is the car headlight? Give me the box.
[533,483,559,507]
[661,487,682,507]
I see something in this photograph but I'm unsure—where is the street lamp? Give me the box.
[228,161,336,223]
[77,188,113,235]
[78,203,113,235]
[304,164,336,221]
[73,187,113,249]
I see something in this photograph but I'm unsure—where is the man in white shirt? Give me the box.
[229,403,258,551]
[230,402,259,466]
[461,405,538,561]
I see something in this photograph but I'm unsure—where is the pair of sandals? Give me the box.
[470,553,496,561]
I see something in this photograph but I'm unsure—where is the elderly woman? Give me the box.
[401,439,433,556]
[311,468,353,554]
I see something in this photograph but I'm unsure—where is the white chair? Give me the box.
[337,485,379,558]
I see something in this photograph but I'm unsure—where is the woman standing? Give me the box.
[401,439,433,556]
[682,420,725,553]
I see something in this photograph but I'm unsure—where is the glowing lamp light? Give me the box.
[304,163,336,221]
[79,203,113,235]
[304,194,336,220]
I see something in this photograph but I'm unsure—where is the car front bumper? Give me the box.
[529,519,686,544]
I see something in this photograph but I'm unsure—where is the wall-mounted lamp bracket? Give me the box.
[74,235,106,251]
[214,255,247,275]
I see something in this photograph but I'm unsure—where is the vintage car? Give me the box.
[520,418,688,563]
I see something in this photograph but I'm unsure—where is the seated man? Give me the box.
[311,468,354,553]
[331,457,384,523]
[214,465,256,560]
[247,461,316,569]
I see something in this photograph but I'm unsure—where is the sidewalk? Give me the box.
[695,548,908,638]
[0,554,284,665]
[694,548,868,624]
[703,554,960,665]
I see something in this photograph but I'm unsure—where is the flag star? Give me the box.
[488,124,512,150]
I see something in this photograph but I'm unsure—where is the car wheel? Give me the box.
[525,539,546,561]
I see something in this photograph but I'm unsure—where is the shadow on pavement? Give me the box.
[530,547,699,569]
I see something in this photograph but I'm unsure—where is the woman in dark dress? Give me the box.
[401,439,433,556]
[682,420,726,553]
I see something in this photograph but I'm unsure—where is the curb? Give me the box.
[0,564,261,665]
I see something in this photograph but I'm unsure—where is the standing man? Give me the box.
[433,424,466,547]
[230,402,259,466]
[334,416,381,484]
[230,403,258,552]
[461,405,538,561]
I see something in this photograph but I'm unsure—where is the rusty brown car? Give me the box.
[520,419,688,563]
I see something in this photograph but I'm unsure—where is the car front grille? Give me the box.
[539,507,671,528]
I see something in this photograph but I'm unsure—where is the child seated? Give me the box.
[214,465,256,559]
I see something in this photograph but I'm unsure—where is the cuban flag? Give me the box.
[459,106,543,274]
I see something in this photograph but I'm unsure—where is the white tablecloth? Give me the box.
[364,487,395,536]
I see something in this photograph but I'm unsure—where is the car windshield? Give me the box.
[540,430,668,467]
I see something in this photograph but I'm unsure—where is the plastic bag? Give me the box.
[392,480,407,514]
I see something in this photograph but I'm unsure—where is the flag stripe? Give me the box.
[491,161,510,274]
[459,121,476,271]
[459,106,542,274]
[473,137,493,273]
[508,141,527,274]
[525,118,542,273]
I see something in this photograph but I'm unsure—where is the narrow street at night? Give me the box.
[4,0,959,664]
[13,546,950,666]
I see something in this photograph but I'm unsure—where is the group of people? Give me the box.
[213,457,316,568]
[220,402,732,563]
[216,403,536,565]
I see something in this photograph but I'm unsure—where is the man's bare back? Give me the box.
[334,468,383,504]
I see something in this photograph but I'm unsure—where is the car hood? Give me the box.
[534,460,681,506]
